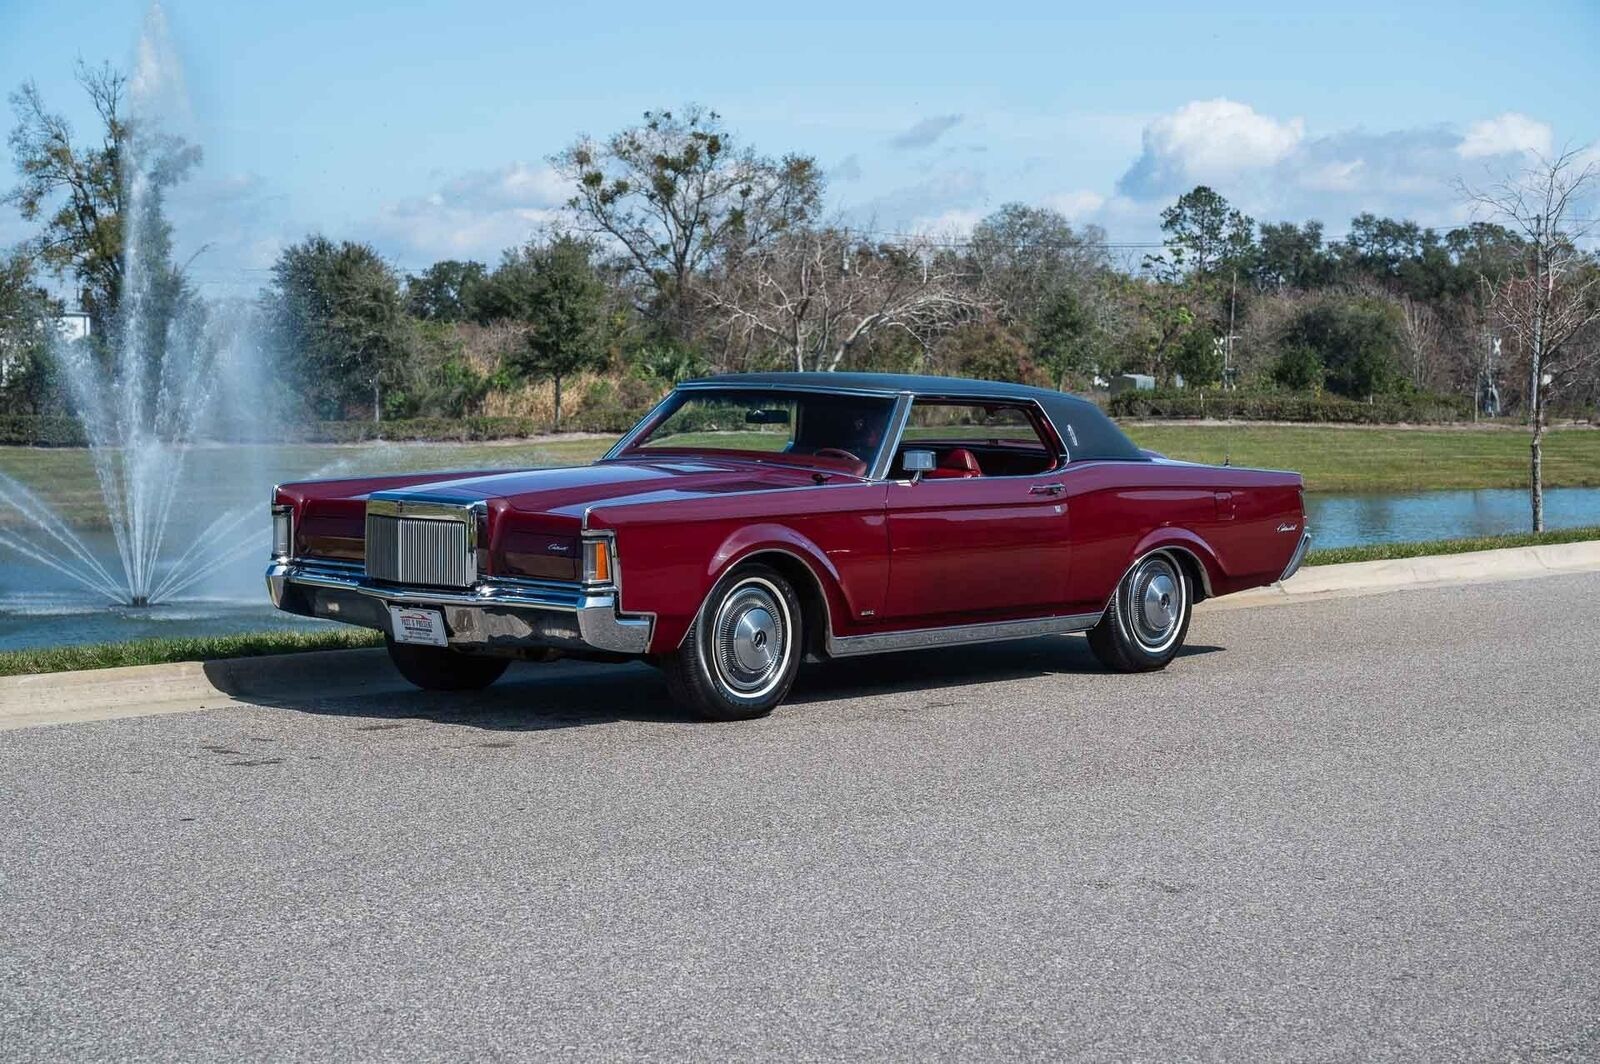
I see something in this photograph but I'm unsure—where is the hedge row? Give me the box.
[1107,390,1473,424]
[0,415,87,446]
[301,409,643,443]
[0,409,651,447]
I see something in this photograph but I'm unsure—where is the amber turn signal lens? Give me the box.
[583,538,612,584]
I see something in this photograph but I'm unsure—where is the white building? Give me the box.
[55,310,92,343]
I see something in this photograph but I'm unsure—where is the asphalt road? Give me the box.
[2,576,1597,1062]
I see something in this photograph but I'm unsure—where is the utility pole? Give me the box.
[1224,268,1238,390]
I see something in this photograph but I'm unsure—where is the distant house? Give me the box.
[1109,373,1155,395]
[55,310,92,343]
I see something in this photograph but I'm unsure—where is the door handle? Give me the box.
[1029,483,1065,496]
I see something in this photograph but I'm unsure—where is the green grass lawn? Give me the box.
[1122,424,1600,493]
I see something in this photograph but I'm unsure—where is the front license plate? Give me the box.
[389,606,448,647]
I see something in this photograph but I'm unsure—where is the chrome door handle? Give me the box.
[1029,483,1065,495]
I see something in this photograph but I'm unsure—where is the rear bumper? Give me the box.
[1279,528,1313,583]
[266,559,653,655]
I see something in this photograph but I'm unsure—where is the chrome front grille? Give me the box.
[364,503,476,588]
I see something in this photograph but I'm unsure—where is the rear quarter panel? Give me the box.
[1063,460,1304,610]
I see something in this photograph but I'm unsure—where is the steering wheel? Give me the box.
[813,447,862,464]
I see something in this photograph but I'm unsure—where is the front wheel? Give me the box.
[1087,551,1191,673]
[385,636,511,691]
[661,563,803,721]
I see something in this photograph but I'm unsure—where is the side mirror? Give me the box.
[902,449,936,482]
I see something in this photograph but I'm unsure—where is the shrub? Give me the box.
[0,415,88,446]
[1107,389,1472,423]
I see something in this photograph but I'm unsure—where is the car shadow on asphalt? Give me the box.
[218,636,1223,733]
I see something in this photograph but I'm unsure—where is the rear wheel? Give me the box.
[1088,551,1191,673]
[384,636,510,691]
[661,563,802,721]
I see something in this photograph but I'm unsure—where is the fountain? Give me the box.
[0,4,270,615]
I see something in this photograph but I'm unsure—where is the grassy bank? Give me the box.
[4,525,1597,678]
[1126,424,1600,493]
[0,627,382,679]
[1302,525,1600,566]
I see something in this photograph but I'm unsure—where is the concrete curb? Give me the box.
[3,541,1598,731]
[0,649,395,731]
[1203,540,1600,611]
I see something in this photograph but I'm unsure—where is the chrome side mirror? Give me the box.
[902,449,935,483]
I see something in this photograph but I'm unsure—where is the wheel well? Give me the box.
[1162,547,1209,604]
[736,550,832,659]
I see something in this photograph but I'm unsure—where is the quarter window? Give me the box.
[895,400,1059,478]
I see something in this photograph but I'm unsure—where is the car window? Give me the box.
[894,400,1059,477]
[628,389,896,474]
[636,395,797,452]
[901,402,1045,443]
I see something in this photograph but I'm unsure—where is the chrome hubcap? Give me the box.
[1126,555,1184,652]
[712,581,789,695]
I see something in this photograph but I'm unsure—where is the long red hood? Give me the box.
[274,457,848,577]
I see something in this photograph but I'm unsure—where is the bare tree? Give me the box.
[1465,148,1600,530]
[1398,295,1445,389]
[553,106,821,340]
[704,228,981,372]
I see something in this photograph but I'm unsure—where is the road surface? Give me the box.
[2,575,1597,1061]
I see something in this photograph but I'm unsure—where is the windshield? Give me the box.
[622,389,896,476]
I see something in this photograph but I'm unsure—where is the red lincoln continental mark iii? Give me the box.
[268,373,1310,720]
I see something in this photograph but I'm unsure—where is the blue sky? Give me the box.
[2,0,1596,293]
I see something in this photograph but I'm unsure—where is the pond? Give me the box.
[1305,487,1600,548]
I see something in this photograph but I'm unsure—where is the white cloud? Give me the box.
[366,162,573,265]
[1119,99,1304,196]
[908,207,985,239]
[1042,190,1105,220]
[1458,113,1553,159]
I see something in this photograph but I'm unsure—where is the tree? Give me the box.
[1466,148,1600,530]
[264,237,407,420]
[1278,294,1405,399]
[1159,186,1256,277]
[489,236,610,430]
[1255,221,1335,291]
[702,227,980,372]
[5,61,199,344]
[1271,344,1323,391]
[1134,253,1196,385]
[554,106,822,340]
[967,203,1108,324]
[0,249,62,414]
[1171,326,1223,387]
[1033,286,1094,390]
[406,260,487,322]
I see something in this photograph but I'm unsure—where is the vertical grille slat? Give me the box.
[364,507,475,588]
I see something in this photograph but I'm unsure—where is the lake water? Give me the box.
[3,447,1598,651]
[1305,487,1600,548]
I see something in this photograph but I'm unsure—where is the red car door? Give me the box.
[880,401,1072,623]
[882,476,1071,621]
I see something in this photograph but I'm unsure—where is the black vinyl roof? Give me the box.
[683,372,1145,461]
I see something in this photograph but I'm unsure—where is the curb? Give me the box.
[3,541,1599,731]
[1203,540,1600,611]
[0,649,395,731]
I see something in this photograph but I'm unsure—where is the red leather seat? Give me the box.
[925,447,982,479]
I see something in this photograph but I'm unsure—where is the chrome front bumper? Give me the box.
[266,559,653,655]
